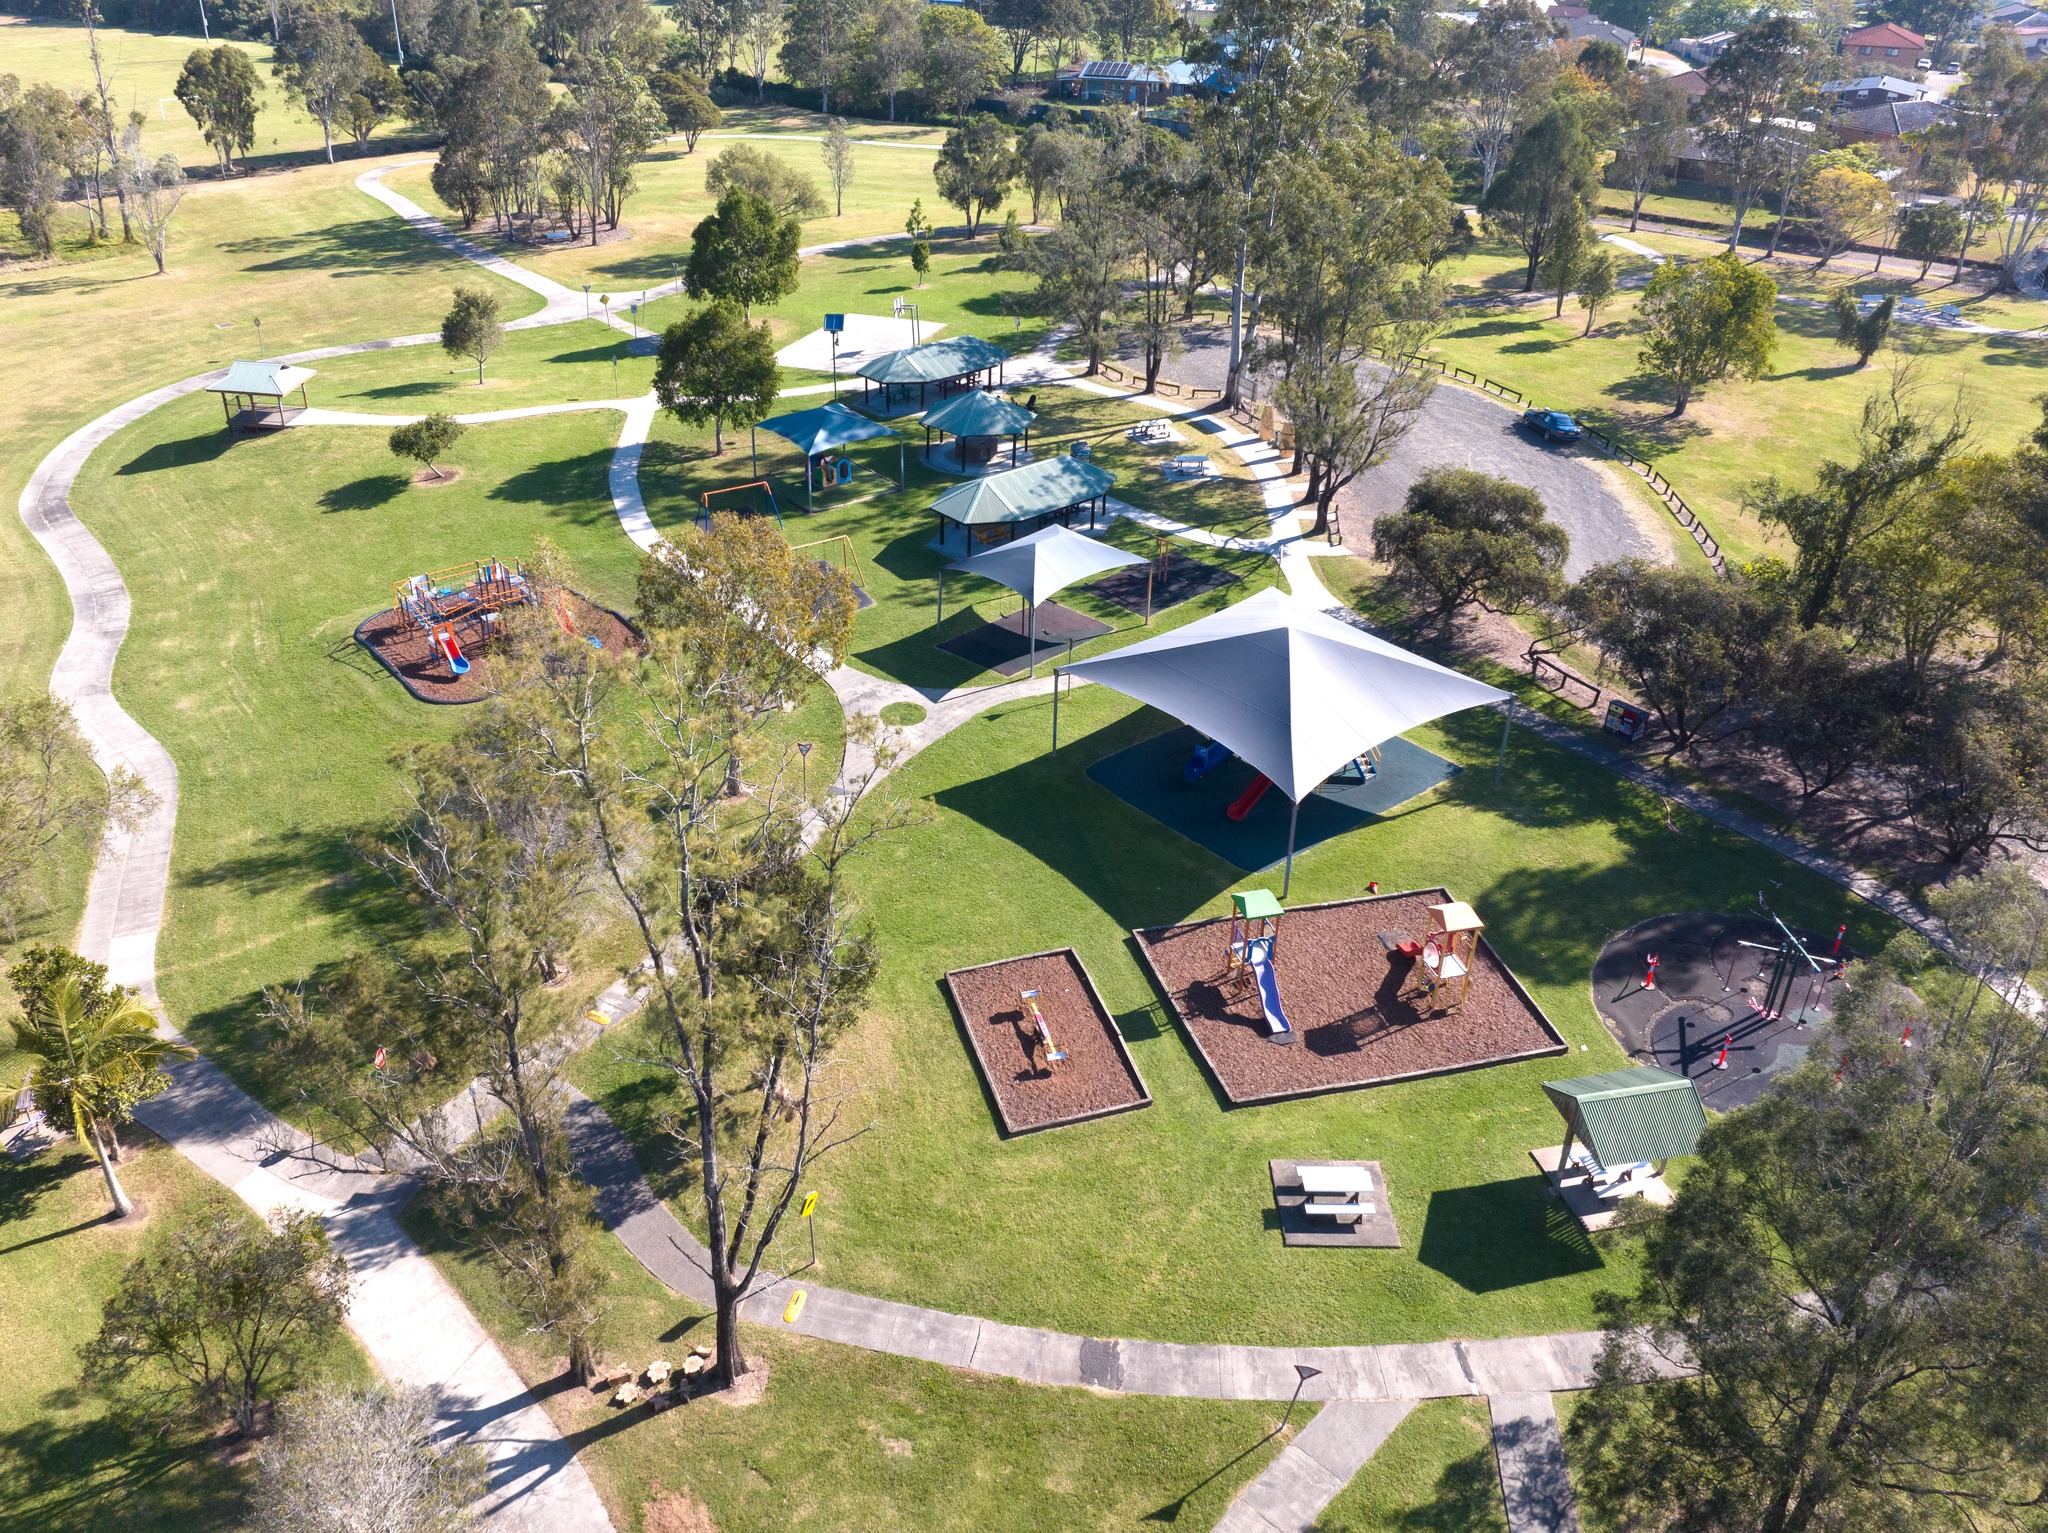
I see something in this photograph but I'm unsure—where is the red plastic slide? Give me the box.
[1226,773,1272,821]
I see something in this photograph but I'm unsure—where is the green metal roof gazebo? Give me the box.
[750,402,904,510]
[919,390,1037,468]
[1543,1066,1707,1172]
[928,455,1116,552]
[207,360,316,431]
[856,335,1011,411]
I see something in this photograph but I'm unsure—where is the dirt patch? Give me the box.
[354,590,639,705]
[408,466,466,488]
[944,949,1152,1134]
[644,1490,719,1533]
[1134,889,1566,1106]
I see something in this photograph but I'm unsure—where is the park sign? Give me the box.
[824,313,845,333]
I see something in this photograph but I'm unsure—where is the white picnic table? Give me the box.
[1299,1164,1374,1198]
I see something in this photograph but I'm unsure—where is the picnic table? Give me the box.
[1299,1164,1374,1197]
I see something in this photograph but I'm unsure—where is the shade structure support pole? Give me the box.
[898,437,905,488]
[1145,561,1154,626]
[1028,600,1038,678]
[1496,700,1512,786]
[1051,670,1061,754]
[935,568,944,634]
[750,427,758,477]
[807,456,815,512]
[1282,797,1301,899]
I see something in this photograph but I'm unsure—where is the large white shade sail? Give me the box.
[1061,587,1510,802]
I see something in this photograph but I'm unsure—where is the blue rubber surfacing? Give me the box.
[1085,724,1461,872]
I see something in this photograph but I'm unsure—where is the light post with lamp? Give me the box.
[1281,1365,1321,1433]
[583,283,591,319]
[253,316,264,356]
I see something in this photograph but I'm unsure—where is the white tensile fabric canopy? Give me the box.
[947,523,1144,609]
[1062,583,1511,822]
[937,523,1145,676]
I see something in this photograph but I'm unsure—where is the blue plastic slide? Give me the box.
[1184,739,1233,783]
[1249,944,1295,1045]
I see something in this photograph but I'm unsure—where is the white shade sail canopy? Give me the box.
[1062,587,1510,801]
[949,523,1144,609]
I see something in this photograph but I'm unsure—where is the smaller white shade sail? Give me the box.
[948,522,1145,609]
[1062,586,1510,801]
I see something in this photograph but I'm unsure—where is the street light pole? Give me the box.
[1281,1365,1321,1434]
[253,316,264,356]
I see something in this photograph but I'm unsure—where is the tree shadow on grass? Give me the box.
[488,449,617,524]
[0,1146,91,1231]
[1976,334,2048,367]
[1416,1179,1603,1293]
[1313,1444,1503,1532]
[927,708,1243,934]
[178,825,416,941]
[357,380,457,400]
[0,1412,242,1533]
[319,473,410,512]
[113,431,236,477]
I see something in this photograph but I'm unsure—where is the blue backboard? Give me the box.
[823,313,845,333]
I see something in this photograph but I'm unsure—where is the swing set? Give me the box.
[699,480,784,530]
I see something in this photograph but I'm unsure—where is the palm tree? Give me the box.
[9,975,191,1217]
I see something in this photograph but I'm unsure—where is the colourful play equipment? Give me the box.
[789,535,869,597]
[1021,987,1066,1069]
[1405,900,1485,1012]
[1248,940,1294,1045]
[1184,739,1232,783]
[699,479,784,530]
[394,559,531,680]
[431,625,469,676]
[1226,774,1273,821]
[1220,889,1283,996]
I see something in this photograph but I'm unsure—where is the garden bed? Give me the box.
[943,949,1152,1135]
[354,590,639,705]
[1133,889,1567,1107]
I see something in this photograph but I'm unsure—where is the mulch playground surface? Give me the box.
[944,949,1151,1135]
[938,601,1115,678]
[1134,889,1566,1106]
[1089,551,1241,615]
[1592,911,1847,1111]
[354,592,638,705]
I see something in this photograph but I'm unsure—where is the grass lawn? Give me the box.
[0,1132,371,1533]
[1,154,537,707]
[1316,1397,1509,1532]
[0,19,422,190]
[570,665,1895,1348]
[1430,245,2048,564]
[401,1194,1299,1533]
[380,112,967,293]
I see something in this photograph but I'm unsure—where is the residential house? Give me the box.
[1546,4,1639,49]
[1839,20,1926,64]
[1675,30,1738,64]
[1832,98,1953,144]
[1056,59,1173,104]
[1819,75,1929,108]
[1664,68,1709,99]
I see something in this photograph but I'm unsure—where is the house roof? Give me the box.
[928,456,1116,527]
[1837,98,1952,136]
[1077,59,1169,82]
[1666,68,1709,96]
[919,390,1036,438]
[1821,75,1927,96]
[1563,13,1636,46]
[207,361,316,396]
[1544,1067,1708,1168]
[856,334,1011,385]
[754,401,900,457]
[1842,20,1926,47]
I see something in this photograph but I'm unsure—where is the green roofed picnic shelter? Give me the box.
[751,401,905,510]
[1543,1066,1707,1174]
[856,334,1011,413]
[207,360,316,432]
[929,454,1116,553]
[920,390,1037,470]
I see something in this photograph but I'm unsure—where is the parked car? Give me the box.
[1521,407,1584,444]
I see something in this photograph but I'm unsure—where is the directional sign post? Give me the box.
[824,313,845,398]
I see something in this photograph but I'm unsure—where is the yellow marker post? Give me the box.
[800,1191,818,1219]
[583,1010,609,1028]
[783,1289,807,1324]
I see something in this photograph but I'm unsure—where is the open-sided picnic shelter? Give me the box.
[1057,588,1511,891]
[928,456,1116,553]
[750,401,905,510]
[920,390,1037,470]
[208,360,315,431]
[856,334,1011,413]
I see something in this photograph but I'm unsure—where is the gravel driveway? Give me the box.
[1118,326,1664,577]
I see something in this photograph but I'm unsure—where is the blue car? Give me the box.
[1521,408,1584,444]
